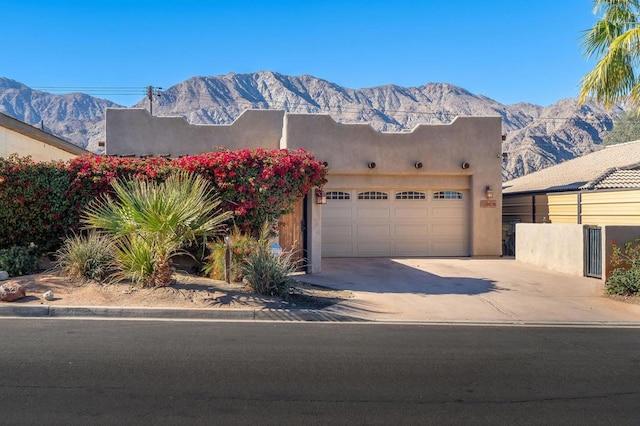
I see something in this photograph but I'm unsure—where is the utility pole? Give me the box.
[146,85,162,116]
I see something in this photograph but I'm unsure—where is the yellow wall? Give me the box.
[548,193,578,224]
[0,126,79,162]
[580,190,640,225]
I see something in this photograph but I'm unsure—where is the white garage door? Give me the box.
[322,189,469,257]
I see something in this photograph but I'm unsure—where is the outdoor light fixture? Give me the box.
[414,161,423,169]
[368,162,376,169]
[224,234,233,283]
[315,188,327,204]
[322,161,329,167]
[485,186,494,199]
[461,162,470,169]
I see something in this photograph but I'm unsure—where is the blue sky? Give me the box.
[2,0,598,107]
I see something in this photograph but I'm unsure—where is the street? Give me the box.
[2,319,640,424]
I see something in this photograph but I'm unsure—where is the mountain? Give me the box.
[0,77,120,151]
[0,72,623,179]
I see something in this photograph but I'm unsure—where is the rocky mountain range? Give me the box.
[0,72,624,180]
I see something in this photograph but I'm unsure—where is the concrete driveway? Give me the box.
[299,258,640,324]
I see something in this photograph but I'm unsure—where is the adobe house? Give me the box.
[106,108,503,272]
[0,112,88,161]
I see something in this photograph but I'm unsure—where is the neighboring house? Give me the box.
[0,112,88,161]
[502,141,640,279]
[106,108,503,272]
[503,141,640,226]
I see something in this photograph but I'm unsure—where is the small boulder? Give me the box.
[0,282,26,302]
[0,271,8,281]
[43,290,54,301]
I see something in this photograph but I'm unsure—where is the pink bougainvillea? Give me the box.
[0,149,327,251]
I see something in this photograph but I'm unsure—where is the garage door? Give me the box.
[322,189,469,257]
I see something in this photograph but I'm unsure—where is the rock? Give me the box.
[43,290,54,301]
[0,271,8,281]
[0,282,26,302]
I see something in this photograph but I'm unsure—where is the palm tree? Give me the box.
[83,171,232,287]
[580,0,640,108]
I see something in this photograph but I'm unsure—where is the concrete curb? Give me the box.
[0,304,357,322]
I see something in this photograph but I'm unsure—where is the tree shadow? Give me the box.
[301,257,503,296]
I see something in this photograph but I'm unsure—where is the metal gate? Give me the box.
[583,226,602,278]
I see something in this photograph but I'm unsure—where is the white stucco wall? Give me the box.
[516,223,585,276]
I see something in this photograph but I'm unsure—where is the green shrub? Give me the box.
[606,267,640,295]
[203,226,261,282]
[56,232,114,281]
[0,243,40,277]
[606,238,640,295]
[241,246,300,297]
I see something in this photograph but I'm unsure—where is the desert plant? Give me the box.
[241,221,300,297]
[0,243,40,277]
[202,225,261,282]
[241,246,300,297]
[56,232,114,281]
[606,238,640,295]
[83,171,232,287]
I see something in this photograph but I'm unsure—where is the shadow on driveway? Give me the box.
[301,257,501,296]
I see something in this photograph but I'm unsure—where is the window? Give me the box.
[326,191,351,200]
[395,191,427,200]
[433,191,463,200]
[357,191,389,200]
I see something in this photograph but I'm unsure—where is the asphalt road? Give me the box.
[2,320,640,425]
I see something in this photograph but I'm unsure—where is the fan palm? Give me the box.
[83,171,232,287]
[580,0,640,108]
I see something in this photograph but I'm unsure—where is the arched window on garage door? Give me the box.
[395,191,427,200]
[357,191,389,200]
[326,191,351,200]
[433,191,463,200]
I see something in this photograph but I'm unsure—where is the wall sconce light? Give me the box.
[315,188,327,204]
[485,186,494,199]
[322,161,329,167]
[368,162,376,169]
[461,162,470,169]
[414,161,423,169]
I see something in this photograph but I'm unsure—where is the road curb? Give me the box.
[0,304,357,322]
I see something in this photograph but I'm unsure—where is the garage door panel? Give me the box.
[324,207,353,220]
[394,208,429,219]
[432,206,465,219]
[395,241,429,254]
[356,225,391,240]
[357,242,392,254]
[322,189,469,257]
[323,225,352,241]
[357,208,391,219]
[323,242,353,256]
[395,225,428,238]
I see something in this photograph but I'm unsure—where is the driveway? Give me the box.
[299,258,640,324]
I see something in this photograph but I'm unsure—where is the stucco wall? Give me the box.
[106,109,284,156]
[0,127,79,162]
[516,223,584,276]
[283,114,503,256]
[105,108,504,265]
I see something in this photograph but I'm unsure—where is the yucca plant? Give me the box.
[83,171,232,287]
[56,232,114,281]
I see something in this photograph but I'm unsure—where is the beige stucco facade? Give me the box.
[106,108,503,271]
[0,113,87,162]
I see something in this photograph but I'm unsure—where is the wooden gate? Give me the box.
[278,197,306,269]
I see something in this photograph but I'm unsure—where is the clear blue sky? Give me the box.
[2,0,598,107]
